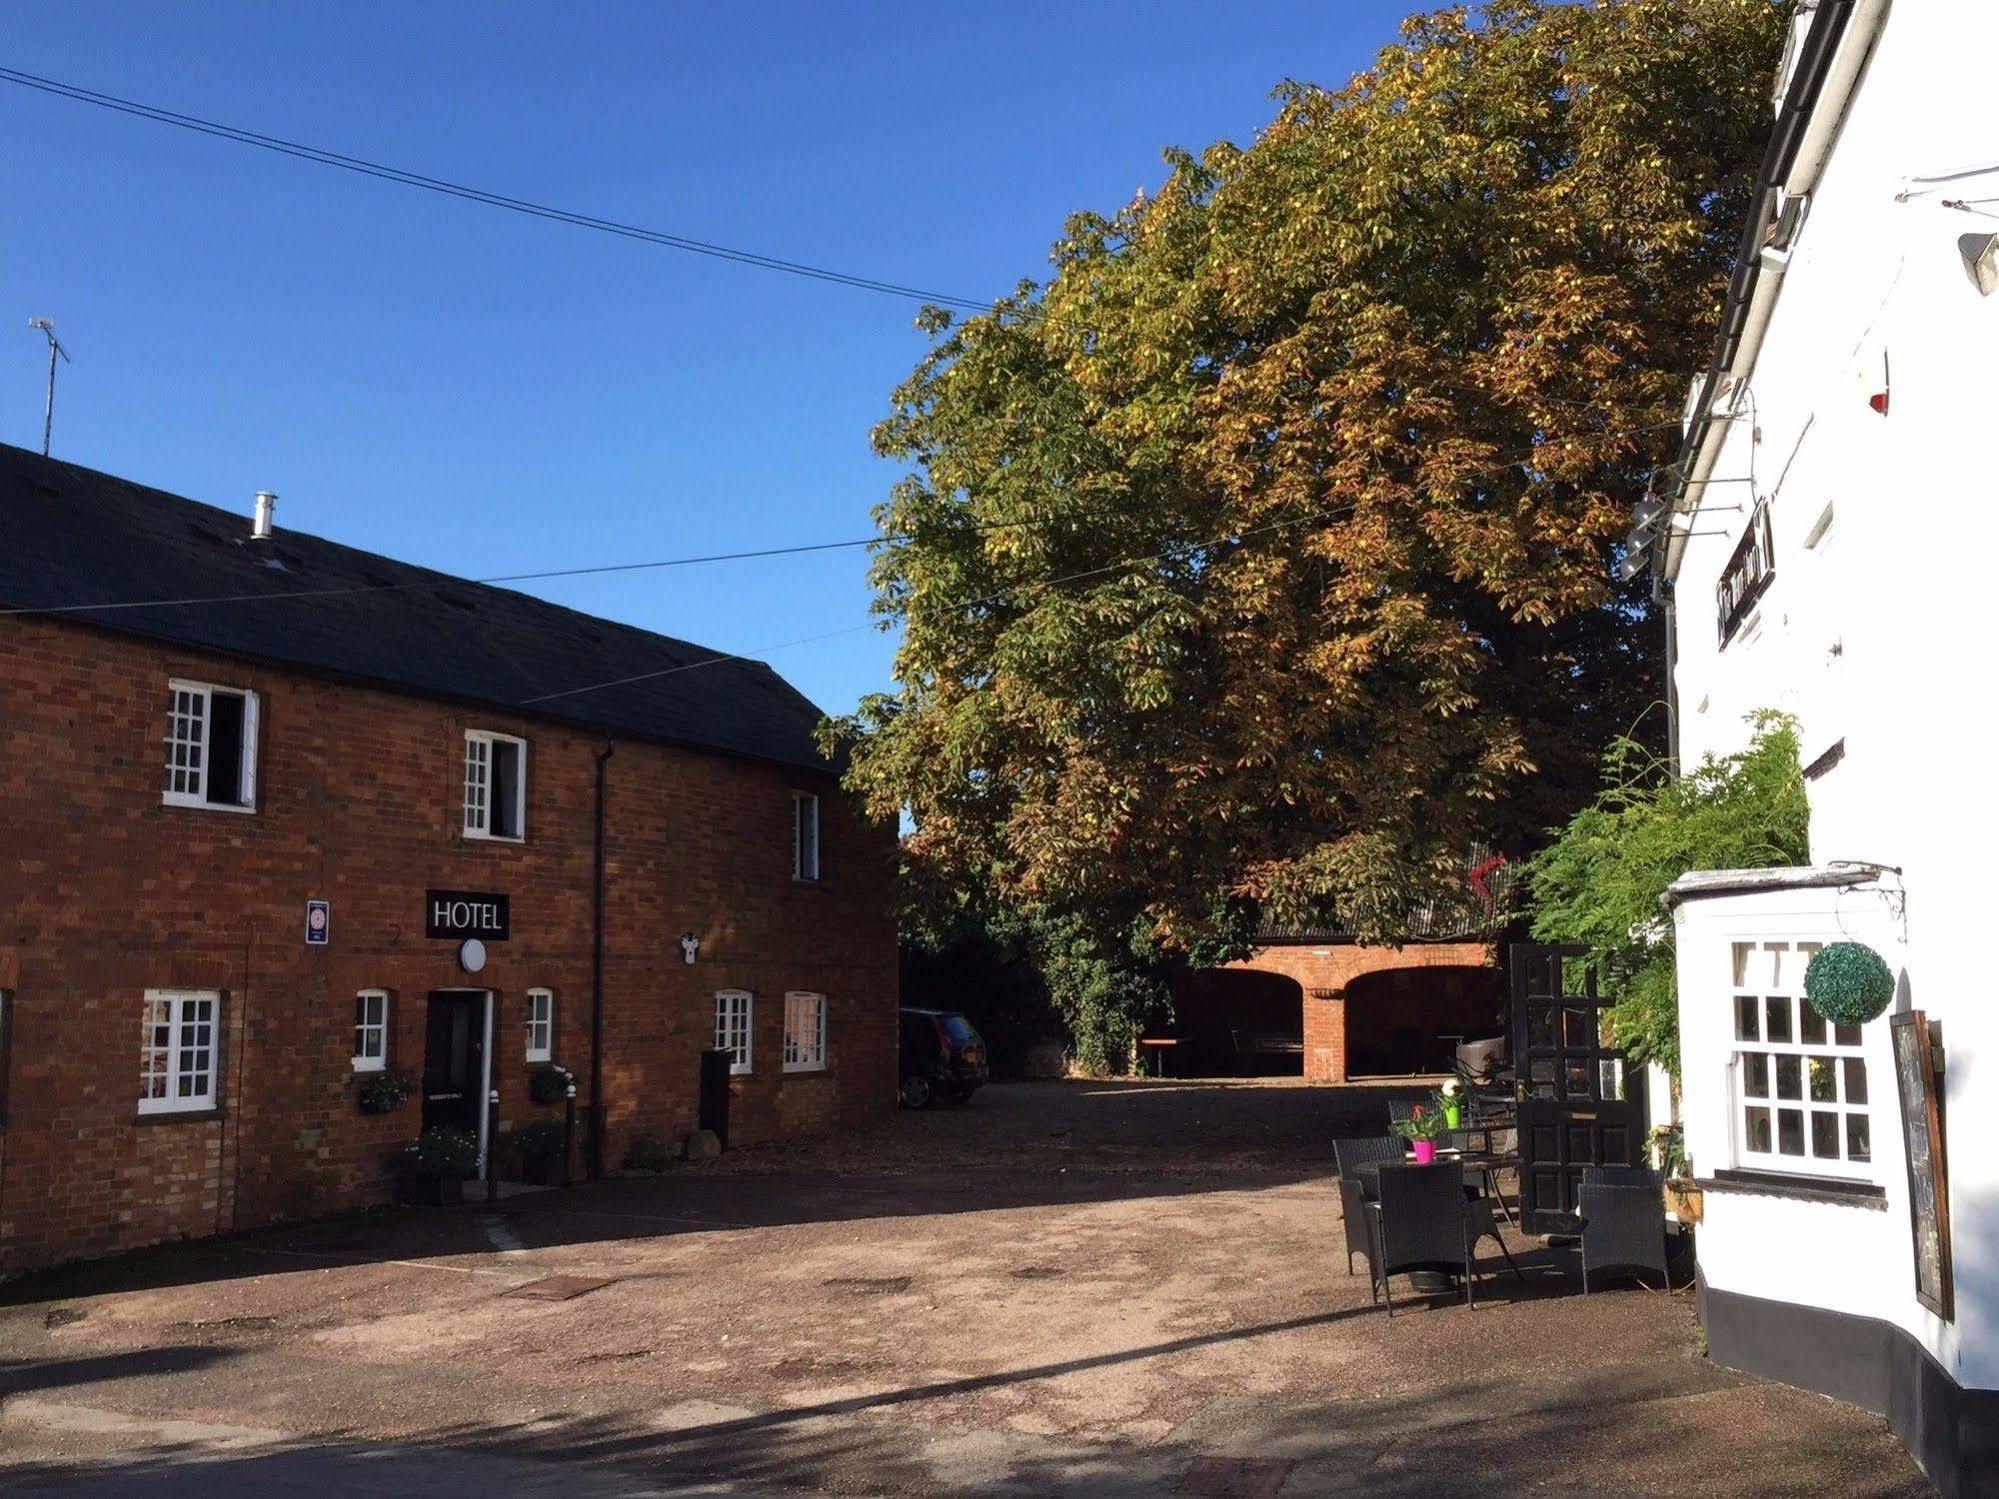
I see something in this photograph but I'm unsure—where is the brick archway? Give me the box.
[1221,942,1498,1082]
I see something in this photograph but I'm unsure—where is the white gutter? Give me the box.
[1787,0,1892,194]
[1662,0,1891,583]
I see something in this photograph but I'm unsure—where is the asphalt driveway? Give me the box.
[0,1080,1930,1496]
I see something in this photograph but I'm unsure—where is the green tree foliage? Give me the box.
[829,1,1784,959]
[1523,715,1810,1075]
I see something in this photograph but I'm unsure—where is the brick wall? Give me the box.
[0,618,898,1271]
[1221,942,1497,1082]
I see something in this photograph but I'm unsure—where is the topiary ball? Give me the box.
[1804,942,1895,1027]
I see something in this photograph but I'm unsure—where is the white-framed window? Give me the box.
[464,730,527,841]
[139,989,219,1115]
[525,988,554,1063]
[1729,940,1872,1179]
[163,680,259,811]
[783,991,828,1073]
[714,990,753,1075]
[352,990,388,1072]
[793,791,820,881]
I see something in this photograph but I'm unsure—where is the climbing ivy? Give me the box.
[1523,714,1810,1077]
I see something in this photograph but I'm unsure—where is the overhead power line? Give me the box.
[4,419,1696,713]
[517,421,1699,705]
[0,65,995,314]
[3,415,1693,623]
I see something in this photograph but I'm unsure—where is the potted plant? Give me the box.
[1650,1124,1702,1224]
[514,1119,568,1186]
[358,1070,412,1116]
[1437,1078,1463,1130]
[528,1062,577,1106]
[403,1125,479,1206]
[1394,1102,1450,1165]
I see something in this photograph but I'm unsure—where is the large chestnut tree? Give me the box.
[829,0,1782,951]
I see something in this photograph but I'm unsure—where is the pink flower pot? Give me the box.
[1411,1140,1437,1166]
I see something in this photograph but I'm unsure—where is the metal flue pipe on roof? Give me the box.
[251,490,276,541]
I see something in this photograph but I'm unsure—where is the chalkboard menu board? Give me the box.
[1891,1011,1952,1321]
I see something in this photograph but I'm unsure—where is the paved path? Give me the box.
[0,1080,1932,1496]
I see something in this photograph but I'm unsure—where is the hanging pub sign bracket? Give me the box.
[426,890,510,942]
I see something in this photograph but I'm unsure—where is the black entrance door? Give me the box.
[1510,944,1650,1235]
[422,991,487,1138]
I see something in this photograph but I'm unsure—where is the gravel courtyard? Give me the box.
[0,1080,1930,1496]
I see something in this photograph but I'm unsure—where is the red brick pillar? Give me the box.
[1302,987,1347,1083]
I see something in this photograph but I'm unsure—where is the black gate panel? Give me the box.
[1510,944,1650,1235]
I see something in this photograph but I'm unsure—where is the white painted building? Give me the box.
[1649,3,1998,1492]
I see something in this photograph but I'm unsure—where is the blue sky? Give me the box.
[3,1,1415,717]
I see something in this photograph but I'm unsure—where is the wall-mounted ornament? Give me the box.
[459,937,488,974]
[1803,941,1894,1026]
[679,933,700,965]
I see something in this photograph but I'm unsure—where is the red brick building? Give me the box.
[0,446,898,1272]
[1174,862,1515,1081]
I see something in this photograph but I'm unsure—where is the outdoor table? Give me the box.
[1353,1151,1517,1217]
[1138,1037,1178,1077]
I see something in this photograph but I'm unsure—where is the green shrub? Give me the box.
[1524,713,1808,1077]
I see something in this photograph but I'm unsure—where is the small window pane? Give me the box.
[1842,1058,1868,1106]
[1777,1108,1805,1156]
[1847,1114,1871,1162]
[1564,1061,1591,1097]
[1810,1111,1840,1158]
[1808,1056,1837,1102]
[1598,1059,1624,1101]
[1834,1022,1863,1047]
[1744,1106,1772,1153]
[1742,1053,1769,1099]
[1774,1055,1802,1100]
[1734,995,1759,1041]
[1562,1007,1595,1048]
[1765,998,1793,1044]
[1800,1008,1827,1046]
[1731,943,1754,988]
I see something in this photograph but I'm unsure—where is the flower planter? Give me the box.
[1442,1101,1462,1130]
[1664,1178,1704,1224]
[1411,1140,1437,1166]
[403,1173,469,1207]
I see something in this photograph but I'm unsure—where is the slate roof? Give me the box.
[0,443,837,773]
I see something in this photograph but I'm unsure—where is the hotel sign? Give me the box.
[425,890,510,942]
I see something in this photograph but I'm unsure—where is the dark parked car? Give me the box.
[897,1008,989,1108]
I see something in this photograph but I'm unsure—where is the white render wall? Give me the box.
[1671,3,1999,1393]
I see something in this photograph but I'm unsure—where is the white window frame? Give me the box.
[783,991,828,1073]
[162,680,260,813]
[139,989,220,1115]
[525,988,554,1063]
[1727,939,1874,1181]
[463,730,528,842]
[714,990,753,1075]
[792,791,820,881]
[352,989,388,1072]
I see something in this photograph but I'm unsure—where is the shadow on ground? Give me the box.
[1,1080,1431,1305]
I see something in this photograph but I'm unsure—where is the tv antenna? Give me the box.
[27,317,70,457]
